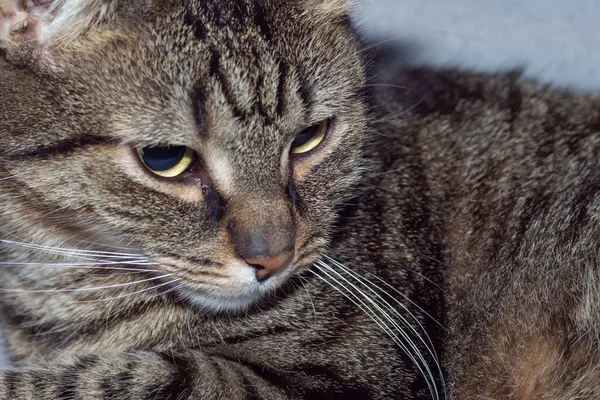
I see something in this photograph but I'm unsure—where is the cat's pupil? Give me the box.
[292,125,320,148]
[140,146,187,172]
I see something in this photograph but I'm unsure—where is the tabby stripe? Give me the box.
[101,359,136,399]
[276,62,288,117]
[57,365,81,399]
[241,373,262,400]
[2,305,62,338]
[297,75,313,114]
[252,1,272,41]
[287,177,305,215]
[209,48,245,119]
[5,135,117,160]
[253,72,273,124]
[182,2,207,41]
[56,356,101,398]
[238,361,290,393]
[144,353,194,400]
[5,299,162,347]
[205,186,227,227]
[191,87,207,136]
[4,371,19,399]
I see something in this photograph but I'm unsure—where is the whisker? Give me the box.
[311,265,439,400]
[0,261,160,273]
[298,276,318,329]
[77,280,181,303]
[359,35,406,54]
[322,256,446,397]
[0,274,173,294]
[0,172,26,181]
[324,255,444,327]
[0,239,150,258]
[365,83,414,91]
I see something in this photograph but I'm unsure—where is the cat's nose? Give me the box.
[244,251,294,282]
[227,219,295,281]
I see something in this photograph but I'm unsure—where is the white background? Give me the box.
[1,0,598,369]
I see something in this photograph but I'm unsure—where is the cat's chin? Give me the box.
[180,289,271,313]
[176,267,290,313]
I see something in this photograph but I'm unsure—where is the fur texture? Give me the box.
[2,0,600,399]
[0,0,442,398]
[371,63,600,398]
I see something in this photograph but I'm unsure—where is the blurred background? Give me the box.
[352,0,600,91]
[1,0,598,369]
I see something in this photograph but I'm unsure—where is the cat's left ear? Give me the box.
[0,0,114,50]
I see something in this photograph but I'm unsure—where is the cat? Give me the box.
[1,0,600,399]
[0,0,444,398]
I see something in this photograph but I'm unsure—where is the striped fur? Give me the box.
[0,0,442,399]
[2,0,600,399]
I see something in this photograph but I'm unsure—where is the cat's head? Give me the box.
[0,0,367,311]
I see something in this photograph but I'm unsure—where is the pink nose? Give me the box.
[243,251,294,282]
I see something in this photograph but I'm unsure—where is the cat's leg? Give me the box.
[0,350,293,399]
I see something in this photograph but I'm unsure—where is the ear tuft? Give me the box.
[1,0,115,48]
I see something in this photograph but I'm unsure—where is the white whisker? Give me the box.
[321,256,446,397]
[312,264,439,400]
[298,276,318,329]
[0,261,159,273]
[0,172,26,181]
[0,239,151,258]
[77,280,181,303]
[324,255,443,327]
[0,274,172,294]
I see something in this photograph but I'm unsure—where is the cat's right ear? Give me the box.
[0,0,114,53]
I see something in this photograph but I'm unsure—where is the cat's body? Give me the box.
[372,67,600,398]
[1,0,599,399]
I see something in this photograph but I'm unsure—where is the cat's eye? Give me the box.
[291,120,330,155]
[136,145,195,178]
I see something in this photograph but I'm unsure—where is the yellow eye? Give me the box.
[136,145,195,178]
[291,120,329,155]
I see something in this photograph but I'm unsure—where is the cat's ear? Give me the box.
[0,0,114,49]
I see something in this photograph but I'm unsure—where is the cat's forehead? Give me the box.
[111,0,363,140]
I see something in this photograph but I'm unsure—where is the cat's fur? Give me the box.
[1,0,600,399]
[371,66,600,398]
[0,0,441,398]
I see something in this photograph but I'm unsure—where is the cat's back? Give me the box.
[373,66,600,398]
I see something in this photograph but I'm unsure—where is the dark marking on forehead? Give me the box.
[191,87,207,136]
[276,61,288,117]
[297,75,313,114]
[208,48,244,119]
[183,1,207,41]
[253,1,272,41]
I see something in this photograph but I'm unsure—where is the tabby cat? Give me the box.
[0,0,599,399]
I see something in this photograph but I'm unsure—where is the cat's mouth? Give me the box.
[166,258,300,312]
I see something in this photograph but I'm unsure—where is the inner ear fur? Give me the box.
[0,0,114,48]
